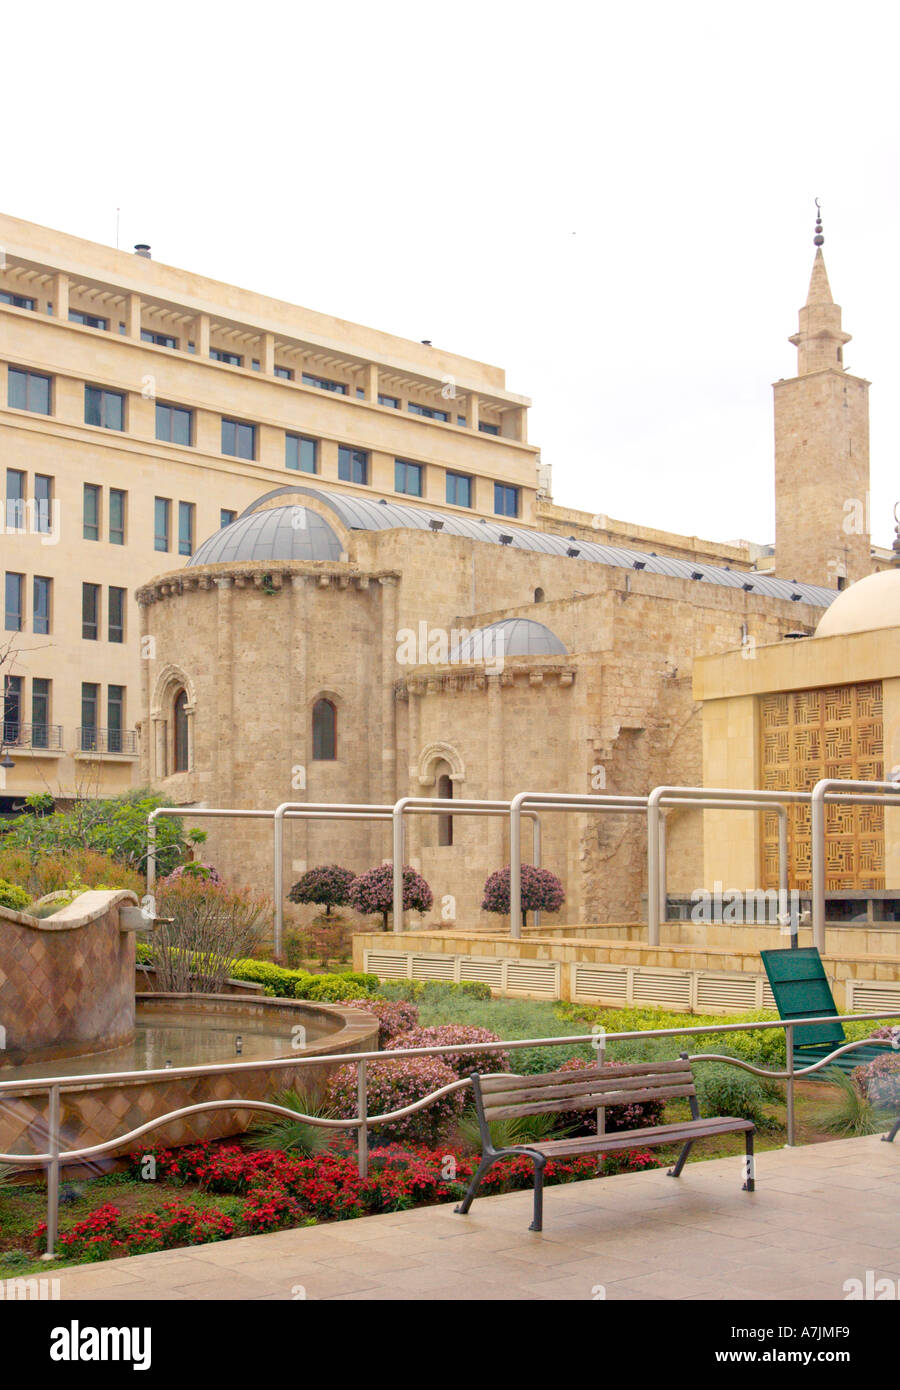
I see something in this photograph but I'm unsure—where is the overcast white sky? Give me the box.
[4,0,898,547]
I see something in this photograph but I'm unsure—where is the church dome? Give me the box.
[188,505,344,567]
[814,569,900,638]
[450,618,568,660]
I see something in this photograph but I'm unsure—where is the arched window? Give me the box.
[173,688,189,772]
[534,587,545,603]
[312,698,337,760]
[437,772,453,846]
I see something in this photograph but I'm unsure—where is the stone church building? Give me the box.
[137,227,896,926]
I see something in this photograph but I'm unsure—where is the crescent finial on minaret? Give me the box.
[814,199,824,248]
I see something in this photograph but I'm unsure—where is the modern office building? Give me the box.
[0,211,538,804]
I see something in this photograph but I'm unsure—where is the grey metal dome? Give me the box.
[188,506,344,567]
[450,618,567,660]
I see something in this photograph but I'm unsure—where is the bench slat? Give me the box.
[481,1069,693,1107]
[523,1114,754,1157]
[484,1082,696,1121]
[479,1059,689,1093]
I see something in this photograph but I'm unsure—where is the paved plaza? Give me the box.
[50,1134,900,1301]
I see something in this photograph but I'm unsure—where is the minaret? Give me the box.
[774,206,871,588]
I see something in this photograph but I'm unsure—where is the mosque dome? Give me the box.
[814,569,900,638]
[188,505,344,567]
[450,618,568,660]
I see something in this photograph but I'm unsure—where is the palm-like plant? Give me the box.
[246,1089,338,1156]
[456,1107,570,1152]
[809,1068,893,1138]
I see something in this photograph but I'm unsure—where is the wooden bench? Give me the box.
[454,1057,755,1231]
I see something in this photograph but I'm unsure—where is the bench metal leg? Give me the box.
[742,1131,755,1192]
[454,1155,498,1216]
[882,1116,900,1144]
[529,1157,547,1233]
[667,1140,693,1179]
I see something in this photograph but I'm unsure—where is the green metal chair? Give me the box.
[760,946,898,1078]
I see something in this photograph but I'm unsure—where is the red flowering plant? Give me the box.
[386,1025,510,1078]
[481,864,565,927]
[853,1052,900,1109]
[348,863,433,931]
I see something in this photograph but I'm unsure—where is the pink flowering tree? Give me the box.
[287,864,355,916]
[348,862,433,931]
[481,864,565,927]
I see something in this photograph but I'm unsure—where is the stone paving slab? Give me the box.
[49,1134,899,1301]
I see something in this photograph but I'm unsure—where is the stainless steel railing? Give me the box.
[2,1009,897,1258]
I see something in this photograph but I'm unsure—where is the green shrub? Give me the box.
[303,977,370,1002]
[693,1060,769,1126]
[0,879,32,911]
[810,1068,892,1137]
[228,960,313,998]
[0,847,144,899]
[1,788,195,878]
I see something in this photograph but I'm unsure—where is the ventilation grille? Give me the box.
[506,962,559,998]
[762,980,776,1009]
[459,958,504,988]
[410,954,457,981]
[364,951,409,979]
[632,970,692,1008]
[848,982,900,1013]
[696,974,759,1011]
[573,966,628,1001]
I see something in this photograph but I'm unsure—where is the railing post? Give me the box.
[146,815,157,892]
[357,1059,368,1178]
[43,1084,60,1260]
[785,1024,796,1147]
[273,805,286,960]
[510,794,523,938]
[392,804,405,933]
[647,790,661,946]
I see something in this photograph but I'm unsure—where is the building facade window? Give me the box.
[6,470,25,530]
[286,434,317,473]
[210,348,243,366]
[408,402,448,421]
[33,576,52,635]
[108,586,126,643]
[141,329,178,348]
[82,583,100,640]
[274,365,293,380]
[437,772,453,846]
[35,474,52,534]
[3,674,22,743]
[69,310,108,330]
[4,573,24,631]
[221,418,256,459]
[173,688,189,772]
[85,386,124,431]
[83,483,101,541]
[0,291,36,310]
[109,488,126,544]
[378,393,400,409]
[156,402,193,446]
[312,698,337,760]
[81,682,99,750]
[494,483,519,517]
[395,459,423,497]
[32,678,50,748]
[154,497,171,552]
[337,446,368,485]
[8,367,51,415]
[220,508,237,527]
[446,471,472,508]
[478,421,500,435]
[107,686,124,752]
[178,501,195,556]
[302,372,347,394]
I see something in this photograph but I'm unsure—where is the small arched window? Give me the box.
[312,698,337,760]
[534,587,545,603]
[173,688,189,772]
[437,772,453,846]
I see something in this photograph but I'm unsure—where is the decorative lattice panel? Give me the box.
[760,681,884,891]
